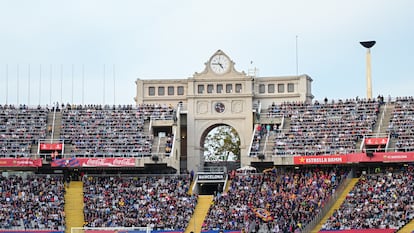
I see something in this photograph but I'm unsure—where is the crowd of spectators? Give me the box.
[268,98,380,156]
[387,96,414,151]
[0,174,65,230]
[82,175,197,230]
[322,167,414,230]
[203,167,348,232]
[0,104,48,157]
[60,104,175,157]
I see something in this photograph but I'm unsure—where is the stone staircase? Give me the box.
[30,110,63,155]
[45,110,62,141]
[373,103,396,151]
[185,195,213,233]
[65,181,85,233]
[374,102,394,135]
[261,117,291,155]
[354,103,395,152]
[152,135,167,154]
[282,116,291,131]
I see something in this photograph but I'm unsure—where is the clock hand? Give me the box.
[218,63,223,69]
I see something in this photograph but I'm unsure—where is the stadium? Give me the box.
[1,49,414,233]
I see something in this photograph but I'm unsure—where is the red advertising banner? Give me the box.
[0,231,64,233]
[293,155,348,165]
[345,152,414,163]
[40,143,63,151]
[381,152,414,162]
[0,158,42,167]
[51,157,136,167]
[364,137,388,145]
[319,229,395,233]
[293,152,414,165]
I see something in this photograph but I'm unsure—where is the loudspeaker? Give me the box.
[366,150,374,158]
[258,154,265,160]
[151,155,159,162]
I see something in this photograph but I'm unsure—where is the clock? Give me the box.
[214,102,225,113]
[210,54,230,74]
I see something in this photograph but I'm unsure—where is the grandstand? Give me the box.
[1,50,414,233]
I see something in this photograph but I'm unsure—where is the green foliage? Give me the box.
[204,125,240,161]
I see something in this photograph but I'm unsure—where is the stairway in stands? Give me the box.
[397,219,414,232]
[185,195,213,233]
[375,102,394,135]
[224,178,231,193]
[311,178,360,233]
[45,110,63,141]
[65,181,85,233]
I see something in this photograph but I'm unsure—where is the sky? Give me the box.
[0,0,413,106]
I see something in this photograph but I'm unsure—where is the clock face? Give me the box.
[210,54,230,74]
[215,102,225,113]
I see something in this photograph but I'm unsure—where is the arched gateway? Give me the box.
[135,50,313,173]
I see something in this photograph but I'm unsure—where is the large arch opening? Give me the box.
[200,124,241,171]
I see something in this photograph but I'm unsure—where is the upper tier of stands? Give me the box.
[60,104,174,157]
[388,96,414,152]
[322,167,414,230]
[82,175,196,229]
[0,174,65,230]
[0,103,175,158]
[267,99,380,156]
[0,105,48,157]
[203,167,348,232]
[4,96,414,159]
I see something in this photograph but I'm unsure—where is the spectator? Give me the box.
[322,167,414,230]
[0,174,65,230]
[83,175,197,230]
[203,167,348,232]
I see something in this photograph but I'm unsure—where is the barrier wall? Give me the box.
[319,229,396,233]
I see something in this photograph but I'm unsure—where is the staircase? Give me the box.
[224,179,231,193]
[397,219,414,232]
[372,103,396,152]
[263,117,291,155]
[143,121,151,135]
[31,110,63,156]
[185,195,213,233]
[188,179,195,195]
[52,111,63,140]
[374,103,395,135]
[311,178,360,233]
[158,136,168,154]
[45,110,63,141]
[65,181,85,233]
[282,117,291,131]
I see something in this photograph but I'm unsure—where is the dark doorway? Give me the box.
[199,182,224,195]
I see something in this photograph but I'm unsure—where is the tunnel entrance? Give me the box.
[198,182,224,195]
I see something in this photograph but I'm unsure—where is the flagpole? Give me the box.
[28,64,31,106]
[17,64,19,105]
[103,64,106,105]
[82,64,85,105]
[60,64,63,104]
[49,64,52,105]
[39,65,42,106]
[296,35,299,76]
[113,64,115,106]
[5,64,8,104]
[71,64,74,104]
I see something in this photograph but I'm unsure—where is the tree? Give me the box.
[204,125,240,162]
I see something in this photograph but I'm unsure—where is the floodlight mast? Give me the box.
[360,41,376,99]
